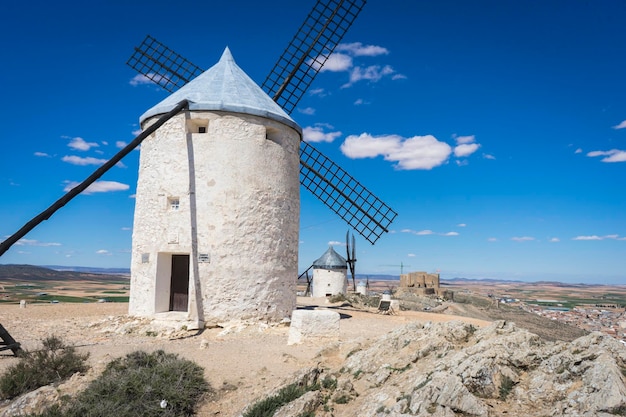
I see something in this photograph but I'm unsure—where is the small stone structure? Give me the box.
[288,309,340,345]
[129,48,301,327]
[311,246,347,298]
[399,271,441,295]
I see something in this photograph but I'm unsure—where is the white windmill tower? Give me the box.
[311,246,348,298]
[128,48,301,327]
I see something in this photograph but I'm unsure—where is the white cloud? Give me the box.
[328,240,345,246]
[487,237,498,242]
[572,235,603,241]
[549,237,560,242]
[407,253,416,257]
[575,148,583,154]
[63,180,130,194]
[511,236,535,242]
[313,42,403,88]
[454,143,480,158]
[96,249,112,255]
[309,88,326,97]
[457,223,467,227]
[320,53,353,72]
[298,107,316,115]
[129,73,155,86]
[341,133,452,170]
[354,99,369,105]
[483,153,496,160]
[34,152,50,157]
[121,227,131,231]
[612,120,626,129]
[303,126,342,143]
[571,234,623,241]
[15,239,61,247]
[336,42,389,57]
[345,65,395,87]
[116,141,127,148]
[399,229,458,237]
[132,129,143,136]
[62,155,108,166]
[586,149,626,163]
[67,137,98,151]
[454,135,475,145]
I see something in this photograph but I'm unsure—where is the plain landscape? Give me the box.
[1,265,626,416]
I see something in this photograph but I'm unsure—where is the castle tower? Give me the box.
[128,48,302,327]
[311,246,347,297]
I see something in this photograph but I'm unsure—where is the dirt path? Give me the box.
[0,299,490,416]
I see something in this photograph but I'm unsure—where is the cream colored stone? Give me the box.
[129,111,300,325]
[287,309,340,345]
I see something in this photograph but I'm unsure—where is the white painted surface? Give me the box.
[129,111,300,325]
[311,268,347,297]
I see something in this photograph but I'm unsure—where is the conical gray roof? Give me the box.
[313,246,347,270]
[140,47,301,134]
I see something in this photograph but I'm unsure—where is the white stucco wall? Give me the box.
[129,110,300,325]
[312,268,347,297]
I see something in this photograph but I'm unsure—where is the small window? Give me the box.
[198,253,210,263]
[168,197,180,211]
[141,253,150,264]
[265,127,280,143]
[187,119,208,134]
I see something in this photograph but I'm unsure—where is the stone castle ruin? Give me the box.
[399,271,441,295]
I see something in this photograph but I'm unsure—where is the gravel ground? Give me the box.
[0,299,490,416]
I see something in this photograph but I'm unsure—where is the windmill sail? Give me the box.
[127,35,203,93]
[262,0,366,114]
[301,142,396,244]
[125,0,397,244]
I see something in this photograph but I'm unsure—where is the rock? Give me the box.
[313,320,626,416]
[287,309,340,345]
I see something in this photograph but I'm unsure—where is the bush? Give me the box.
[243,383,310,417]
[50,350,210,417]
[499,375,515,400]
[0,336,89,400]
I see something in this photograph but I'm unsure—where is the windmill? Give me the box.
[125,0,396,325]
[346,230,357,292]
[0,0,397,326]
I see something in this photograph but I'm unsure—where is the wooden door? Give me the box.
[169,254,189,311]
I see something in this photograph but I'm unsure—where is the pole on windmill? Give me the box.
[0,100,189,257]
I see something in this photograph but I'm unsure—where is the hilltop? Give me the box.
[1,300,625,417]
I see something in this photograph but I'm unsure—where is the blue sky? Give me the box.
[1,0,625,284]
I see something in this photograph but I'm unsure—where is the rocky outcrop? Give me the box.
[258,320,626,416]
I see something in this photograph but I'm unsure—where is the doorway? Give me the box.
[169,254,189,311]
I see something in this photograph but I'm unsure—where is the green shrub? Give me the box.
[499,375,515,400]
[0,336,89,400]
[52,350,210,417]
